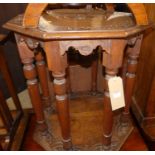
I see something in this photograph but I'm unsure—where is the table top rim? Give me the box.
[3,14,151,41]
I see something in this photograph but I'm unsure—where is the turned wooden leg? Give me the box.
[121,36,142,125]
[121,53,139,124]
[22,58,47,131]
[91,48,99,94]
[102,68,118,150]
[91,53,98,94]
[121,54,128,86]
[44,41,72,150]
[102,39,127,150]
[52,72,72,150]
[15,35,47,132]
[35,50,52,112]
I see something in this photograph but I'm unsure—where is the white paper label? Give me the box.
[112,91,121,99]
[108,77,125,111]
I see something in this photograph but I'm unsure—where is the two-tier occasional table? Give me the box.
[3,3,150,150]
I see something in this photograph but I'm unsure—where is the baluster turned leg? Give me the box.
[15,36,56,150]
[102,39,126,150]
[15,37,47,132]
[121,54,128,86]
[22,58,55,150]
[22,58,47,131]
[121,36,142,125]
[44,41,72,150]
[102,68,118,150]
[52,72,72,150]
[121,53,139,123]
[35,50,53,113]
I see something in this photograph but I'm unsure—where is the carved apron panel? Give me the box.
[59,40,112,56]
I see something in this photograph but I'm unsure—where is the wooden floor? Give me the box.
[21,94,148,151]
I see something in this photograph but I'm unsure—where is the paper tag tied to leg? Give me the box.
[108,76,125,111]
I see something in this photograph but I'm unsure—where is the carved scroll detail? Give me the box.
[127,34,143,56]
[15,35,40,51]
[24,38,39,50]
[59,40,111,56]
[127,35,143,47]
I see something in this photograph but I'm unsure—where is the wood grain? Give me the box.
[22,3,149,28]
[23,3,48,28]
[22,95,148,151]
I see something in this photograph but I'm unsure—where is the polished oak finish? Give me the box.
[22,3,149,28]
[35,49,52,111]
[44,41,71,150]
[3,3,150,150]
[121,36,143,124]
[21,96,148,151]
[15,36,47,132]
[102,39,126,149]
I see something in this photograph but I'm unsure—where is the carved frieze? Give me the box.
[59,40,112,56]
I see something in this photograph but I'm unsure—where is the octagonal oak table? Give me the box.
[3,3,150,150]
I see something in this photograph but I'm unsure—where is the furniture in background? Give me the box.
[0,33,29,150]
[3,3,150,150]
[0,4,27,98]
[130,4,155,151]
